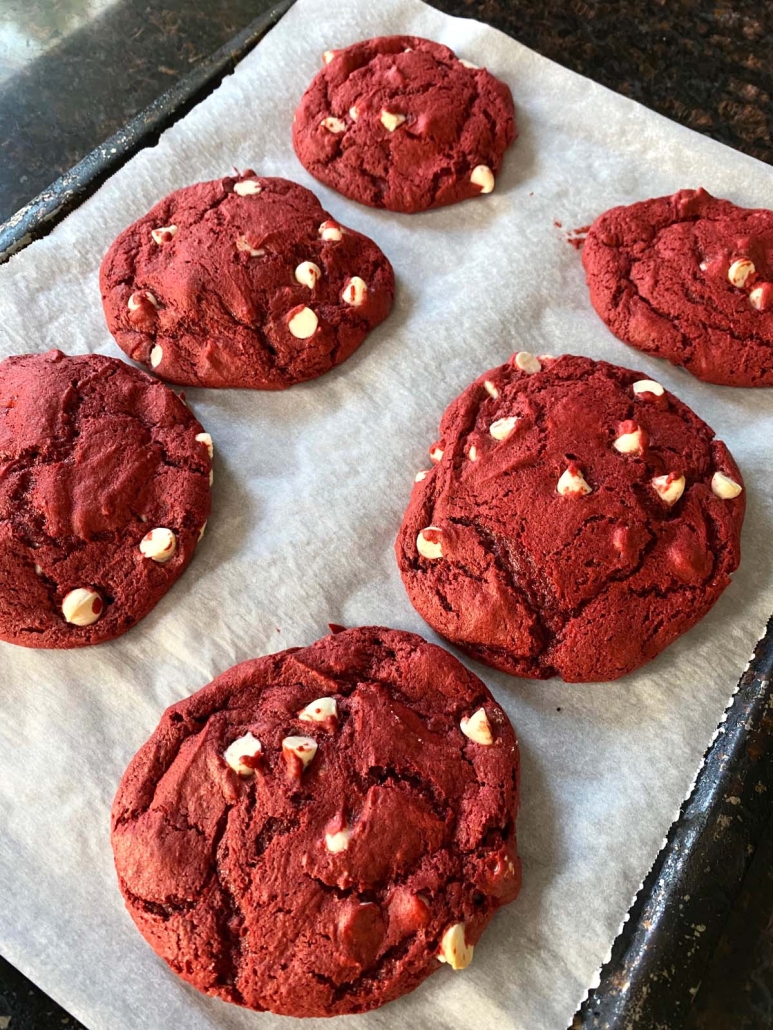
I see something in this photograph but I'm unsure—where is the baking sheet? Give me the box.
[1,0,772,1027]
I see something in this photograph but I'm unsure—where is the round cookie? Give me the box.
[0,350,211,648]
[582,188,773,387]
[292,36,516,213]
[396,353,745,682]
[111,626,521,1017]
[100,175,395,389]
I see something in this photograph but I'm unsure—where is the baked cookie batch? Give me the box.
[0,32,759,1020]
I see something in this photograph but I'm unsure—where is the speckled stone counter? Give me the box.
[0,1,771,1027]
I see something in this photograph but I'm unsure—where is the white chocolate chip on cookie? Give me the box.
[150,345,163,368]
[288,306,318,339]
[483,380,499,399]
[652,473,686,505]
[295,261,322,289]
[632,379,664,398]
[438,923,473,970]
[711,471,743,499]
[613,421,645,455]
[151,225,177,245]
[299,697,338,723]
[515,351,541,374]
[236,235,265,257]
[489,416,519,441]
[223,732,262,777]
[62,587,103,626]
[325,825,351,853]
[282,735,318,769]
[195,432,214,459]
[470,165,494,194]
[139,527,177,563]
[342,276,367,306]
[233,180,261,196]
[557,467,592,496]
[460,708,493,745]
[380,110,406,131]
[728,258,755,288]
[319,220,343,242]
[320,116,347,134]
[417,527,443,560]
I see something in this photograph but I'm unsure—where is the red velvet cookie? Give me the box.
[292,36,516,213]
[582,188,773,386]
[0,350,211,648]
[111,627,521,1017]
[100,175,394,389]
[396,354,745,682]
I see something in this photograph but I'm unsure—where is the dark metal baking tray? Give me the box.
[1,2,772,1027]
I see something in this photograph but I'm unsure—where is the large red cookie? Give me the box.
[0,350,211,648]
[396,354,745,682]
[582,188,773,386]
[111,627,521,1017]
[100,175,394,389]
[292,36,516,213]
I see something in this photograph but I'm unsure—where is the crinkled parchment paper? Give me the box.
[1,0,772,1027]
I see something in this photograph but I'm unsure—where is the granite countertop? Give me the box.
[0,1,772,1028]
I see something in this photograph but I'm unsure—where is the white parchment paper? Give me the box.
[1,1,772,1027]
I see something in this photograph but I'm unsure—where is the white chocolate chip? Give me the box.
[632,379,664,398]
[727,258,755,288]
[415,470,429,483]
[652,473,686,506]
[61,587,103,627]
[430,447,444,463]
[299,697,337,723]
[128,290,159,312]
[468,445,479,461]
[515,351,541,374]
[34,563,43,576]
[139,527,177,563]
[438,923,473,970]
[483,380,499,399]
[236,235,265,257]
[322,49,336,64]
[459,58,479,69]
[233,180,261,196]
[288,306,318,339]
[319,220,343,242]
[380,109,406,131]
[749,285,769,310]
[320,116,347,134]
[711,471,743,499]
[613,423,645,455]
[417,527,443,560]
[342,276,367,306]
[349,105,360,121]
[151,224,178,245]
[557,467,592,497]
[295,261,322,289]
[195,432,214,459]
[209,469,214,487]
[150,345,163,369]
[198,520,207,541]
[489,416,519,441]
[460,708,493,745]
[282,735,318,769]
[223,732,262,777]
[325,825,351,853]
[470,165,495,194]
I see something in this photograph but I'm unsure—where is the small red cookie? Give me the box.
[582,188,773,386]
[293,36,516,213]
[100,175,395,389]
[0,350,211,648]
[111,627,521,1017]
[396,354,745,682]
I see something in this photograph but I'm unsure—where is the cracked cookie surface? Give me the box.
[292,36,516,213]
[582,188,773,386]
[396,354,745,682]
[0,350,211,648]
[100,175,394,388]
[111,626,520,1017]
